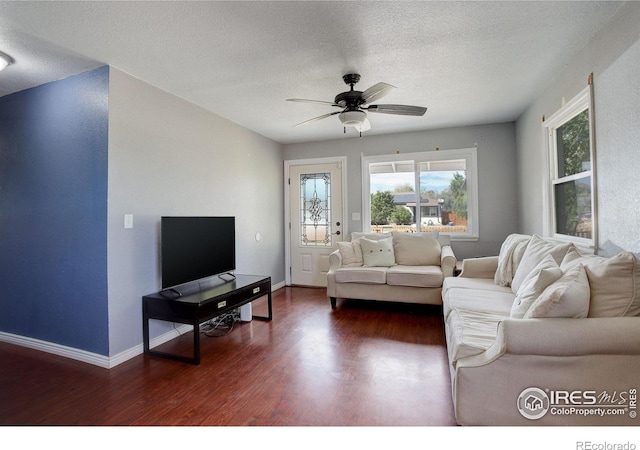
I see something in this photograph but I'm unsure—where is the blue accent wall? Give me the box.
[0,66,109,355]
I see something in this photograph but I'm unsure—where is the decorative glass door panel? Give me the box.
[288,162,343,287]
[300,173,332,246]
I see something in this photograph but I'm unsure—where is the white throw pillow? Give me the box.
[511,235,572,294]
[350,232,391,241]
[524,264,590,318]
[560,245,592,271]
[510,255,563,319]
[337,241,363,267]
[360,237,396,267]
[582,252,640,317]
[391,231,441,266]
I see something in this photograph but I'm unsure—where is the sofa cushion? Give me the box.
[334,266,388,284]
[391,231,441,266]
[443,277,513,296]
[386,265,443,288]
[360,237,396,267]
[510,254,563,319]
[442,282,515,320]
[524,263,590,318]
[337,241,363,267]
[446,308,507,366]
[511,235,572,293]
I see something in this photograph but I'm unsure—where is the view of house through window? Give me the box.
[365,150,474,236]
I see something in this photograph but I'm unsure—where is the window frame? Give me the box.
[542,84,598,251]
[361,147,479,240]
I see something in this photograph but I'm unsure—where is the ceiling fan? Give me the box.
[286,73,427,135]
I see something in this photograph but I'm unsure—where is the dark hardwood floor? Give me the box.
[0,286,456,426]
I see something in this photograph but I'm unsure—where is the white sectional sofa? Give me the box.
[442,234,640,425]
[327,231,456,309]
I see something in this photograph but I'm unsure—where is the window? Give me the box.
[543,84,597,248]
[362,148,478,239]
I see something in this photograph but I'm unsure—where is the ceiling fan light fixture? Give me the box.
[0,51,14,71]
[339,110,366,127]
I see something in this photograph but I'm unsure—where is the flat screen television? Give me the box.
[161,216,236,290]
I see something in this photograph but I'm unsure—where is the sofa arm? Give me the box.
[458,256,498,279]
[440,245,457,278]
[328,248,343,272]
[459,317,640,370]
[499,317,640,356]
[453,317,640,426]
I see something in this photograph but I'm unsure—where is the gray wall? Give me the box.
[107,69,284,356]
[282,123,517,260]
[516,1,640,255]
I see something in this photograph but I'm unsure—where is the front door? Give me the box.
[287,161,344,287]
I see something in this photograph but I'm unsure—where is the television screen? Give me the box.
[161,216,235,289]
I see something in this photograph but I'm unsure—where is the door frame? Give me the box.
[284,156,348,286]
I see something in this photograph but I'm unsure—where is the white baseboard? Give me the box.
[0,324,191,369]
[0,331,112,368]
[1,282,286,368]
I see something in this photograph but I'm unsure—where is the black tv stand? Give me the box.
[142,274,272,364]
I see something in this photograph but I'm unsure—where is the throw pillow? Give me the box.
[524,264,590,318]
[337,241,363,267]
[360,237,396,267]
[581,252,640,317]
[392,231,441,266]
[510,255,563,319]
[350,232,391,241]
[511,235,572,294]
[559,245,591,271]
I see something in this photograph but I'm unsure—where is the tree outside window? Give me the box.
[544,84,596,246]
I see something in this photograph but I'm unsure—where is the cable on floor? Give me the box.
[199,309,240,337]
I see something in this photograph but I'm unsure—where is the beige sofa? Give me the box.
[327,231,456,309]
[442,234,640,425]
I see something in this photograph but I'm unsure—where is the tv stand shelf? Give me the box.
[142,274,272,365]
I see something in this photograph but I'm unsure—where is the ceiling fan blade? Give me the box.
[366,104,427,116]
[361,82,396,105]
[286,98,340,107]
[293,111,341,127]
[356,117,371,133]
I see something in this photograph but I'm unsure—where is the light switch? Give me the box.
[124,214,134,229]
[352,212,361,221]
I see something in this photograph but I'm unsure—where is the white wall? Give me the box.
[516,2,640,255]
[107,69,284,356]
[282,123,517,260]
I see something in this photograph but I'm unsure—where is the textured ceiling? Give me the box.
[0,1,624,144]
